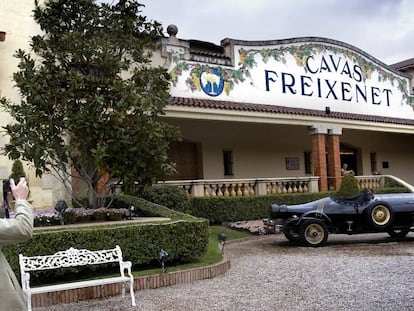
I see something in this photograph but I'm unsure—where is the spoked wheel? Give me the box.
[387,228,410,238]
[367,204,393,230]
[298,219,328,247]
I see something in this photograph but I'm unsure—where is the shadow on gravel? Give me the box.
[256,233,414,256]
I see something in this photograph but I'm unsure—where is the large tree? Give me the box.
[0,0,180,208]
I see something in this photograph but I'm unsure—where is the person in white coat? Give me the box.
[0,177,33,311]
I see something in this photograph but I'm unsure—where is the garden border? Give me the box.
[30,253,231,308]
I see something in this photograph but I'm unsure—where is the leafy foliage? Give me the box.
[141,184,191,212]
[0,0,180,208]
[9,159,26,180]
[4,195,208,285]
[337,172,360,198]
[190,192,334,224]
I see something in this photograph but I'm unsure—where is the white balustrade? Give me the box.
[355,176,383,190]
[113,175,404,197]
[159,177,320,197]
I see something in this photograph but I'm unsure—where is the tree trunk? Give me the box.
[88,186,98,209]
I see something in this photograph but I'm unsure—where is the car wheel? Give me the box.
[298,219,328,247]
[387,228,410,238]
[367,204,393,230]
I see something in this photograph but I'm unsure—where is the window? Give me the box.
[223,150,234,176]
[370,152,377,173]
[304,151,312,174]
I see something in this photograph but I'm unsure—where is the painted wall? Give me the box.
[170,38,414,120]
[166,117,414,184]
[0,0,67,209]
[342,130,414,183]
[166,118,312,179]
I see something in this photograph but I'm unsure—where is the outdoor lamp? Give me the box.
[128,205,135,220]
[218,233,227,252]
[54,200,68,225]
[158,249,169,273]
[54,200,68,214]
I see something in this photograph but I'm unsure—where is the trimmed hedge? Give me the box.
[188,187,410,224]
[190,192,334,224]
[141,184,191,213]
[4,195,208,285]
[373,187,409,194]
[337,173,359,198]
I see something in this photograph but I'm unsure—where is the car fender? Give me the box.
[361,200,392,215]
[299,211,332,225]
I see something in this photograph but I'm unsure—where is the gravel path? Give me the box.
[36,233,414,311]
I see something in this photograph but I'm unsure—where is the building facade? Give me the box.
[157,26,414,194]
[0,0,69,208]
[1,1,414,207]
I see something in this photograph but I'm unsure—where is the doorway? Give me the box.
[340,144,358,175]
[166,141,202,180]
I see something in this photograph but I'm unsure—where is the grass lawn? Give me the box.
[134,225,252,276]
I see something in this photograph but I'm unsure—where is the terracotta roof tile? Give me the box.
[168,96,414,126]
[390,58,414,71]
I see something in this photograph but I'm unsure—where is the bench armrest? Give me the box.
[120,260,133,277]
[21,272,30,292]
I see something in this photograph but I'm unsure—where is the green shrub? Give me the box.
[141,184,191,212]
[337,172,360,198]
[9,159,26,180]
[190,192,334,224]
[373,187,409,194]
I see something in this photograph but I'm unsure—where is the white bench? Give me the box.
[19,245,136,311]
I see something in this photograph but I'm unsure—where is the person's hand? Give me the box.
[10,177,29,201]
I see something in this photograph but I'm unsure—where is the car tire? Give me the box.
[387,228,410,238]
[298,219,329,247]
[367,204,393,230]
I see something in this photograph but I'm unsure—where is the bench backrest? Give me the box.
[19,245,124,272]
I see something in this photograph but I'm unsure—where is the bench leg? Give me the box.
[129,280,136,306]
[26,293,32,311]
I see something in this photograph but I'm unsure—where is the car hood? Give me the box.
[270,197,330,218]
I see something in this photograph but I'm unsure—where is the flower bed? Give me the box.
[9,207,129,227]
[63,207,129,224]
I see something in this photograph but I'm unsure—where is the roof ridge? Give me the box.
[168,96,414,126]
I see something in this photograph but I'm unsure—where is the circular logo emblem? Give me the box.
[200,68,224,97]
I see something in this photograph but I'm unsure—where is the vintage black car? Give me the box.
[263,177,414,247]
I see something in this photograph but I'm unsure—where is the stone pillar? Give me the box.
[255,179,268,196]
[310,126,328,191]
[327,127,342,190]
[191,182,205,197]
[160,25,190,68]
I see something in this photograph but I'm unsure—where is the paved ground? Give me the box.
[36,231,414,311]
